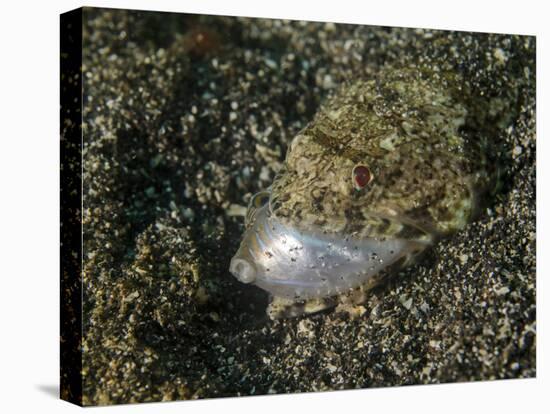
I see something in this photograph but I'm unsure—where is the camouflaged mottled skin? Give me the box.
[269,67,494,243]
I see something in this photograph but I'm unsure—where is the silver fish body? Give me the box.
[230,198,431,301]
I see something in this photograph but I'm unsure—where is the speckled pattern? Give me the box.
[80,8,535,405]
[61,8,83,405]
[269,69,494,238]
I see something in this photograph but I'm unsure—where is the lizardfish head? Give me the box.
[231,69,485,301]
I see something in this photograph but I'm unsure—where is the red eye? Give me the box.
[352,165,373,190]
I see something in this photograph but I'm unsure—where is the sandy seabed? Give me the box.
[78,8,535,405]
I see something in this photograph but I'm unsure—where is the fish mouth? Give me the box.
[229,257,257,284]
[230,202,432,301]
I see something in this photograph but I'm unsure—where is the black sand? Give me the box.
[79,8,535,404]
